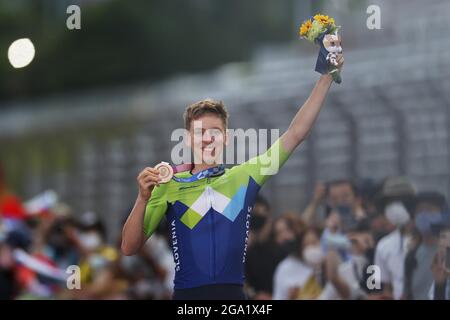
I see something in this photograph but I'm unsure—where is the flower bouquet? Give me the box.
[299,14,343,84]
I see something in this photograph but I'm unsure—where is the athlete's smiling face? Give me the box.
[187,113,228,165]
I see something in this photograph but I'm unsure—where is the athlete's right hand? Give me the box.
[137,167,162,201]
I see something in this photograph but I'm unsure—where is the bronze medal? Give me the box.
[155,162,174,183]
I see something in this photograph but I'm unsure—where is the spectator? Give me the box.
[404,192,447,299]
[243,196,273,299]
[302,180,366,231]
[429,213,450,300]
[0,207,42,298]
[58,212,126,299]
[76,212,119,285]
[374,176,417,219]
[0,233,17,299]
[37,216,80,270]
[327,180,366,227]
[357,178,379,219]
[244,196,276,300]
[320,209,351,262]
[374,202,413,299]
[320,219,377,300]
[372,176,417,299]
[122,221,175,300]
[273,227,324,300]
[245,211,305,299]
[11,209,78,299]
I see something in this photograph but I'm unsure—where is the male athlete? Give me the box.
[121,55,344,299]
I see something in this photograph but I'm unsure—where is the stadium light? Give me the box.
[8,38,35,69]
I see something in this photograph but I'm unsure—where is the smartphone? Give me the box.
[336,205,356,232]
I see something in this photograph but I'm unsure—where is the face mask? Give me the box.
[415,212,442,236]
[385,202,410,227]
[303,245,324,266]
[250,215,267,232]
[79,232,102,250]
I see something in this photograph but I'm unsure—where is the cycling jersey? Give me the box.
[143,138,290,289]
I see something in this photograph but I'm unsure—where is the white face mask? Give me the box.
[79,232,102,250]
[385,202,410,227]
[303,245,324,266]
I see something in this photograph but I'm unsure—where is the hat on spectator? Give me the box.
[375,176,417,213]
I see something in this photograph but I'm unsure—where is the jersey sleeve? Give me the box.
[143,184,168,238]
[238,137,291,186]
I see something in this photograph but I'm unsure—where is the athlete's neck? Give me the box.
[191,163,217,174]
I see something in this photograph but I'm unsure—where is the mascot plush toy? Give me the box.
[300,14,343,84]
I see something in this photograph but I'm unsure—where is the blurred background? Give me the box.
[1,0,450,300]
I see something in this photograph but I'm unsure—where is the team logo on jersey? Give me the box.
[179,186,247,229]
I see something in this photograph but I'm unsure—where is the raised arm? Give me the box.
[281,56,343,154]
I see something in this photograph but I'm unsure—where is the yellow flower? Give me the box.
[299,19,312,37]
[314,14,333,26]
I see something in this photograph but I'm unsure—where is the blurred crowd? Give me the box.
[0,165,175,300]
[246,177,450,300]
[1,162,450,299]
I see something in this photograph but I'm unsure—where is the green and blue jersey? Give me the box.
[144,138,290,289]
